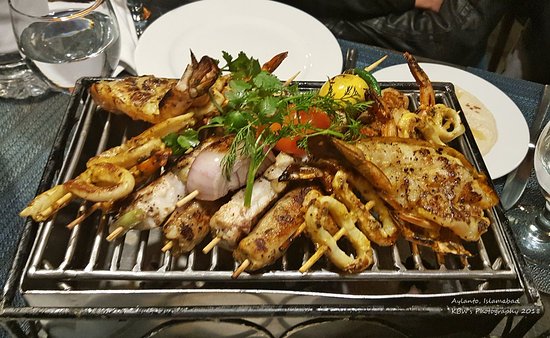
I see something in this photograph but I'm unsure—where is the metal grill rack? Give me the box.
[1,79,543,338]
[22,80,517,288]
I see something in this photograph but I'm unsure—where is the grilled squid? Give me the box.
[332,137,499,242]
[332,170,399,246]
[304,191,373,273]
[65,163,135,202]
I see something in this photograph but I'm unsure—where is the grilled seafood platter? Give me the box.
[20,50,499,277]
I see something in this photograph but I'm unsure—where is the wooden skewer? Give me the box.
[106,226,125,242]
[161,240,174,252]
[37,192,74,220]
[365,55,388,72]
[66,202,103,229]
[283,71,301,86]
[232,259,250,279]
[202,236,221,254]
[176,190,199,208]
[299,227,347,273]
[68,201,113,229]
[294,222,307,237]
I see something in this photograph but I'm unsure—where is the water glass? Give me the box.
[513,118,550,293]
[9,0,121,92]
[0,0,48,98]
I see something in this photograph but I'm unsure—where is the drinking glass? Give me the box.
[9,0,121,92]
[0,0,48,98]
[514,118,550,293]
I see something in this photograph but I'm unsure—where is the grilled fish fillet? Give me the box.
[333,137,499,242]
[233,186,311,271]
[163,199,221,256]
[209,153,294,251]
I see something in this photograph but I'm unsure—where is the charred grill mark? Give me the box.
[180,224,195,242]
[254,238,268,252]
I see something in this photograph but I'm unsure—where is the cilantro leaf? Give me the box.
[162,129,199,156]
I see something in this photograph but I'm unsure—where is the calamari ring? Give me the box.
[65,163,135,202]
[419,104,465,144]
[305,193,373,273]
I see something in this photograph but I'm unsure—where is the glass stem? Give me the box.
[536,201,550,233]
[127,1,147,37]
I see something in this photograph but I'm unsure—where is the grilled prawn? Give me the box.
[90,52,220,124]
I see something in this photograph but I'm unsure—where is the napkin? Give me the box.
[112,0,139,75]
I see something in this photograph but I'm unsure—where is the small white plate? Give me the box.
[373,63,529,179]
[134,0,343,81]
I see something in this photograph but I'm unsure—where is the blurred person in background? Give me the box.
[275,0,511,67]
[517,1,550,84]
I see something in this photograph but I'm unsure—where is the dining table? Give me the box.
[1,3,550,337]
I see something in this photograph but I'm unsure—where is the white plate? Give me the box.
[134,0,342,81]
[372,63,529,179]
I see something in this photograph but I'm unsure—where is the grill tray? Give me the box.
[2,78,543,338]
[22,79,517,287]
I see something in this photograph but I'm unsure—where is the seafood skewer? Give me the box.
[204,152,295,253]
[105,137,218,241]
[332,170,399,246]
[232,186,313,278]
[20,114,195,222]
[162,199,222,256]
[107,133,275,241]
[279,159,399,246]
[65,148,171,230]
[300,190,374,273]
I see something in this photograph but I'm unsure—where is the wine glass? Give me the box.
[514,118,550,293]
[8,0,121,92]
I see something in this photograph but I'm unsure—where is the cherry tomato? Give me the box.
[298,107,331,129]
[275,136,307,157]
[273,107,331,156]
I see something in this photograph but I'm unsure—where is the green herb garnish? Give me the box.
[164,51,373,207]
[162,129,199,156]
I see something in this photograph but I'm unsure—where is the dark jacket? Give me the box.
[277,0,511,66]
